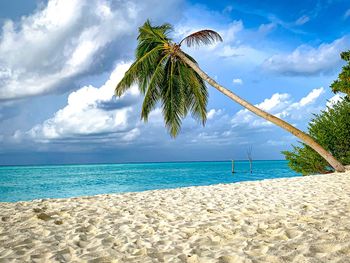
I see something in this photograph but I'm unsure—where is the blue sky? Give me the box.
[0,0,349,165]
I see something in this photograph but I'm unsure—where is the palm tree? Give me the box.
[115,20,345,173]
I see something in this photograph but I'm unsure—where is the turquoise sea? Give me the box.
[0,160,299,202]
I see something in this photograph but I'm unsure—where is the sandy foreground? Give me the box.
[1,171,350,263]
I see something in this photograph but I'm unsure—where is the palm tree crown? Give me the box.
[115,20,221,137]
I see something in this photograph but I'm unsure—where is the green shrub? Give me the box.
[283,97,350,175]
[331,51,350,96]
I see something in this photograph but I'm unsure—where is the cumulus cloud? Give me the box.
[188,88,329,149]
[232,78,243,85]
[231,87,325,128]
[22,62,141,143]
[326,94,345,108]
[262,37,350,76]
[207,109,223,120]
[182,88,329,147]
[0,0,182,101]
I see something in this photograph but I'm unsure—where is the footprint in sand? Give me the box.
[308,242,341,253]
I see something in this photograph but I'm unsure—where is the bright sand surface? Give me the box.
[1,170,350,263]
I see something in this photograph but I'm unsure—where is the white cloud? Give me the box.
[258,23,276,34]
[295,15,310,25]
[175,17,266,64]
[215,20,267,62]
[0,0,182,101]
[147,108,164,125]
[256,93,291,112]
[326,94,345,108]
[262,36,350,76]
[344,9,350,19]
[231,87,325,128]
[187,88,328,150]
[172,10,240,45]
[23,62,141,143]
[267,135,295,146]
[173,20,243,49]
[294,87,324,107]
[221,20,243,43]
[173,7,269,68]
[207,109,222,120]
[218,45,266,63]
[233,78,243,85]
[223,6,233,13]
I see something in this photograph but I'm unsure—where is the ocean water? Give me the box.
[0,160,299,202]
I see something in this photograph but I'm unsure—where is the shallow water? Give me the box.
[0,160,299,202]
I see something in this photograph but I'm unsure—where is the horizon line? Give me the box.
[0,159,287,168]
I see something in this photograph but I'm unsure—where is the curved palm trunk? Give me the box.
[177,51,346,173]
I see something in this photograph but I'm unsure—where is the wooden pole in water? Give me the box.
[232,160,234,173]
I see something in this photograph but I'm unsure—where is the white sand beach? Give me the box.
[1,170,350,263]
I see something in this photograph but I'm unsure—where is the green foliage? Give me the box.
[115,20,208,137]
[330,51,350,96]
[283,97,350,175]
[179,30,223,47]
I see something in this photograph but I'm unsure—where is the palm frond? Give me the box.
[178,60,208,125]
[161,58,184,137]
[179,30,222,47]
[138,20,173,45]
[188,72,208,124]
[141,55,169,121]
[115,46,163,96]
